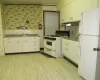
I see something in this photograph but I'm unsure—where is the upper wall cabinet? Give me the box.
[57,0,74,10]
[82,0,98,12]
[60,0,83,23]
[58,0,99,23]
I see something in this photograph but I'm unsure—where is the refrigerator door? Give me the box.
[78,35,98,80]
[81,8,100,36]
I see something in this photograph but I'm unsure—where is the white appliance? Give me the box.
[44,31,70,58]
[78,8,100,80]
[44,36,62,58]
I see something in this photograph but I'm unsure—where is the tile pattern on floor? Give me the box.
[0,53,83,80]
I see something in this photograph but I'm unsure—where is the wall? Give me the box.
[3,5,58,48]
[1,3,5,32]
[4,4,43,30]
[66,26,79,37]
[3,4,44,48]
[42,5,57,11]
[60,24,79,37]
[0,1,5,56]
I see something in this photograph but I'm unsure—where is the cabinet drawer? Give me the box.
[44,48,56,57]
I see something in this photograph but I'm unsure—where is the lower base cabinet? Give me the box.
[62,38,80,65]
[22,37,40,52]
[4,37,40,53]
[4,38,22,53]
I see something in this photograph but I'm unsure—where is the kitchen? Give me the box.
[0,0,100,80]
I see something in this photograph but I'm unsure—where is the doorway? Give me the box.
[43,11,60,36]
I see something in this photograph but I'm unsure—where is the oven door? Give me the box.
[44,39,56,50]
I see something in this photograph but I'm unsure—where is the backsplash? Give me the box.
[4,5,43,30]
[66,26,79,37]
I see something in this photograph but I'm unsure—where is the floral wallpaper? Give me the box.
[4,5,43,30]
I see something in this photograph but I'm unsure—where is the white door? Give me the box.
[44,12,59,36]
[78,35,99,80]
[80,8,100,35]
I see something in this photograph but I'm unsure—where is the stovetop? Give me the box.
[49,35,61,37]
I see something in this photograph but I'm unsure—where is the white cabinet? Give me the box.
[4,38,23,53]
[4,37,40,53]
[62,38,80,64]
[23,37,40,52]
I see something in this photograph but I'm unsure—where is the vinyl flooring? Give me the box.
[0,53,84,80]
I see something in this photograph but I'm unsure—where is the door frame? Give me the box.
[43,11,60,36]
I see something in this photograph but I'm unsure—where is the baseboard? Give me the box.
[40,48,44,50]
[5,51,40,55]
[41,52,55,58]
[64,56,78,68]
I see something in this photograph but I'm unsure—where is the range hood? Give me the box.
[61,21,80,27]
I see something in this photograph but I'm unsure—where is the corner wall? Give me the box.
[0,1,5,56]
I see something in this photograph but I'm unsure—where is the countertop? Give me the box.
[62,36,79,42]
[4,34,39,38]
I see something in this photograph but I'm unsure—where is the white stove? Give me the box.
[44,36,62,58]
[44,31,70,58]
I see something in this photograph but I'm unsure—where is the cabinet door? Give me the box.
[62,39,70,58]
[60,4,72,23]
[82,0,98,12]
[23,37,40,52]
[4,38,22,53]
[62,45,70,58]
[68,42,74,61]
[60,0,98,23]
[74,46,80,64]
[69,0,84,21]
[57,0,74,10]
[68,41,80,64]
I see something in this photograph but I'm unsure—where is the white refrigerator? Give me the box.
[78,8,100,80]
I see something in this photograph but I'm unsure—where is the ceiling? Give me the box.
[2,0,58,5]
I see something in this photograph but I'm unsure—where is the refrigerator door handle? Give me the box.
[93,48,100,51]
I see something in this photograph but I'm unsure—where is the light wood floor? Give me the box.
[0,53,84,80]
